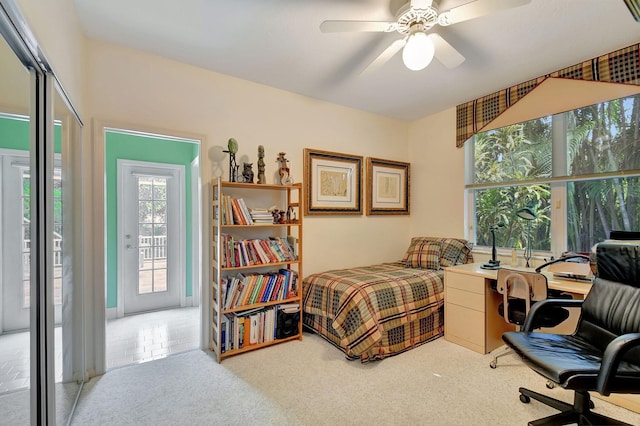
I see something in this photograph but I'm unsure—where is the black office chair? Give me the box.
[503,241,640,425]
[489,269,570,369]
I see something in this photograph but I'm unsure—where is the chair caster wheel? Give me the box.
[489,361,497,369]
[520,394,531,404]
[546,381,554,389]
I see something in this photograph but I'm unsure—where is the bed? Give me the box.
[302,237,473,362]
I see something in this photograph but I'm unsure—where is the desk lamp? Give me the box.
[481,222,504,270]
[516,206,537,267]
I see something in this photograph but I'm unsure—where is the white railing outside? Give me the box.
[139,235,167,260]
[22,236,166,272]
[22,238,62,268]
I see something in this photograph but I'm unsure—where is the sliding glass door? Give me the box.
[0,1,85,424]
[0,16,32,422]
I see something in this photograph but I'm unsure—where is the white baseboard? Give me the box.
[107,298,197,320]
[106,307,117,320]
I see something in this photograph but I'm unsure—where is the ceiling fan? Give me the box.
[320,0,531,73]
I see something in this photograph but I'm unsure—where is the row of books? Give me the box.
[221,234,296,268]
[221,269,299,310]
[220,195,254,225]
[220,303,299,352]
[219,195,281,225]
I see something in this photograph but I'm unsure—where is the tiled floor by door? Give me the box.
[0,327,63,393]
[107,306,199,369]
[0,306,199,394]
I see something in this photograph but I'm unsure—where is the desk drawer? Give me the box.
[445,271,484,294]
[445,303,484,348]
[446,287,484,311]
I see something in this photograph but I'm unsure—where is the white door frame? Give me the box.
[190,157,200,307]
[1,148,63,331]
[116,159,186,317]
[88,120,208,377]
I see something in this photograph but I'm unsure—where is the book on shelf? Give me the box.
[220,195,254,225]
[230,198,246,225]
[220,234,298,267]
[286,236,298,256]
[220,303,293,352]
[248,275,264,305]
[222,269,299,310]
[237,198,253,225]
[279,268,299,299]
[249,207,274,224]
[251,239,272,264]
[249,314,259,345]
[221,315,228,352]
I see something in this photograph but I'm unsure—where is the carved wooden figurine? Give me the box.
[242,162,254,183]
[257,145,266,184]
[276,152,293,185]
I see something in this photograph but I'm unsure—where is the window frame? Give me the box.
[465,106,640,259]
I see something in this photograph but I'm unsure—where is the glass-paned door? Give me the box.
[138,176,168,295]
[119,160,185,315]
[3,162,62,331]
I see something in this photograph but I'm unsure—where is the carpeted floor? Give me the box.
[69,333,640,425]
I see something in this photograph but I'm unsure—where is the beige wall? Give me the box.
[9,0,461,277]
[408,107,466,240]
[86,40,413,276]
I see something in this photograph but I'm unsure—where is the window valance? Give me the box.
[455,43,640,147]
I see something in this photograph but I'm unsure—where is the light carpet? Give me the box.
[70,333,640,425]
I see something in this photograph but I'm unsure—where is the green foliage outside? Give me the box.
[474,94,640,253]
[474,119,551,252]
[566,97,640,251]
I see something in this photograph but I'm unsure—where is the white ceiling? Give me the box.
[71,0,640,121]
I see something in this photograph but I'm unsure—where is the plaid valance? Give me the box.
[455,43,640,147]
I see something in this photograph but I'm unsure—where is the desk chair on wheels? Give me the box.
[503,242,640,425]
[489,269,571,369]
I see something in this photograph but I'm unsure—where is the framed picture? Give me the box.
[366,157,410,215]
[303,148,363,215]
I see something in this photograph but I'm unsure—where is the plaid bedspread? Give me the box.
[302,262,444,358]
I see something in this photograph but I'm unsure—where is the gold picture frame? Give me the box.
[366,157,410,215]
[303,148,363,215]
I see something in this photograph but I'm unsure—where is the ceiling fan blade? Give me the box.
[320,20,397,33]
[429,33,465,69]
[361,38,406,75]
[624,0,640,22]
[438,0,531,26]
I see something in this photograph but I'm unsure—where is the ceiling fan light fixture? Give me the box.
[402,30,434,71]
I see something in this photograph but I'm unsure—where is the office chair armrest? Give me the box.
[597,332,640,396]
[521,299,584,332]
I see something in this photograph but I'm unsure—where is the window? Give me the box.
[468,94,640,255]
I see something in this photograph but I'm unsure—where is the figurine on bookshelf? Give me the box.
[242,162,254,183]
[272,209,286,224]
[224,138,240,182]
[286,205,297,223]
[276,152,293,185]
[257,145,266,184]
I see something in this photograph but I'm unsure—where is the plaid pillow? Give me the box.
[401,237,438,263]
[439,238,473,267]
[401,237,473,268]
[404,241,442,270]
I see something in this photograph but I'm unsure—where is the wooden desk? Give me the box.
[443,262,591,355]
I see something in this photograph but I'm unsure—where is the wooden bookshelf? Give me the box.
[210,178,303,362]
